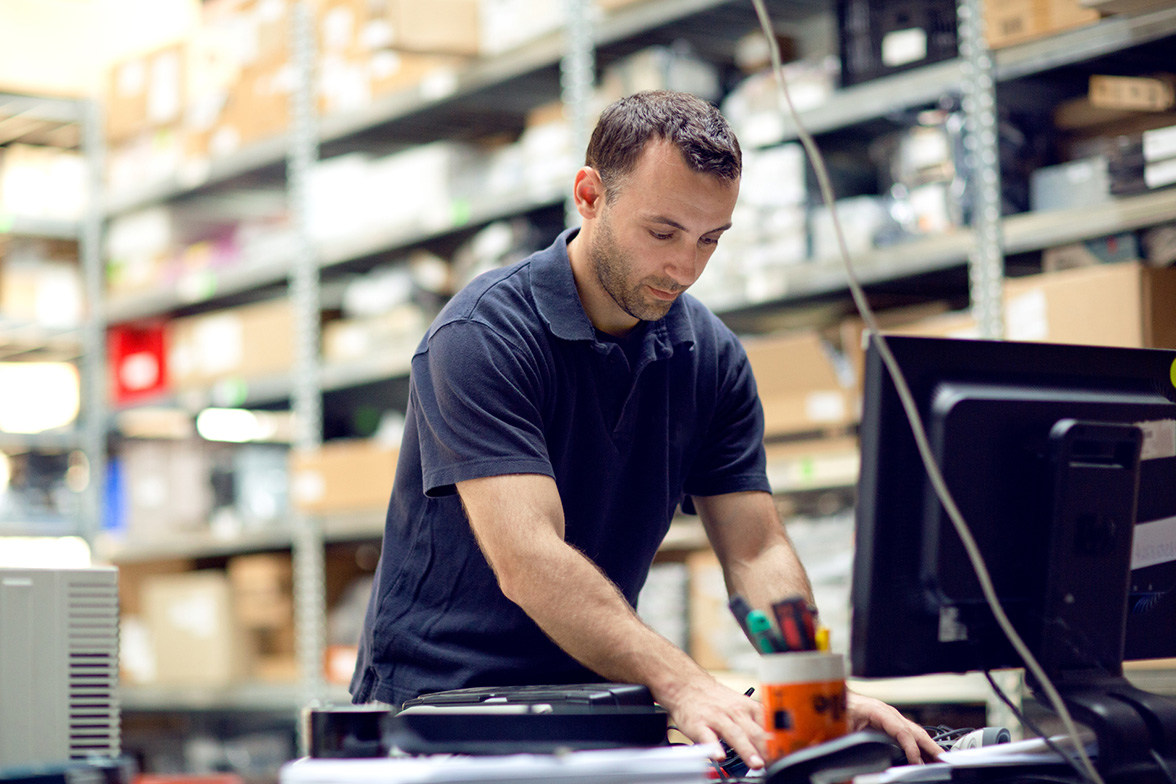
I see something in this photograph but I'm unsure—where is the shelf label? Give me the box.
[1137,419,1176,461]
[1132,515,1176,571]
[0,213,12,234]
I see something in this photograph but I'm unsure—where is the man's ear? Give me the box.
[573,166,606,220]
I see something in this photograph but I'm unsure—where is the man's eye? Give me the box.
[650,230,673,241]
[700,236,719,246]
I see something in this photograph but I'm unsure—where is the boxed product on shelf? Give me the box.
[0,144,85,222]
[167,298,296,391]
[105,42,187,143]
[108,323,169,405]
[231,444,291,529]
[141,569,249,687]
[1089,73,1176,113]
[289,438,400,514]
[1029,155,1113,211]
[1002,260,1176,347]
[983,0,1100,49]
[105,125,187,199]
[118,438,217,537]
[741,330,856,439]
[837,0,958,87]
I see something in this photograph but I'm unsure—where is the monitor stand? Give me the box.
[1033,421,1176,783]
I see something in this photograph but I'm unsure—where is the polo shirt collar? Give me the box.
[531,227,696,352]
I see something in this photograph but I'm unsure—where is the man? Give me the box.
[352,90,941,768]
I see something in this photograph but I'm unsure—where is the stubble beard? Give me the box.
[591,212,680,323]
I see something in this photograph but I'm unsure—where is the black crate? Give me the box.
[838,0,958,88]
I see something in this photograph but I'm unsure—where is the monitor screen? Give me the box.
[850,335,1176,682]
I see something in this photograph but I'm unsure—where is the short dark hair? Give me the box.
[585,90,742,200]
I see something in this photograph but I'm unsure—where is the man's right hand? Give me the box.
[655,674,768,770]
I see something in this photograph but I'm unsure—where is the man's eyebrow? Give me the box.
[646,215,733,234]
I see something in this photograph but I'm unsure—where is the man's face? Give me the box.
[587,140,738,324]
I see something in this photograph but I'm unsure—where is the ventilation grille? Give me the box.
[67,576,120,759]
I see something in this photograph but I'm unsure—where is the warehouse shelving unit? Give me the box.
[0,90,103,543]
[87,0,1176,734]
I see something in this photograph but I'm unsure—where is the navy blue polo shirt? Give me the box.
[351,228,770,707]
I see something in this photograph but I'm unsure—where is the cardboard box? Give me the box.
[290,439,400,514]
[1090,74,1176,113]
[984,0,1099,48]
[106,43,187,143]
[142,570,247,686]
[743,331,856,438]
[1003,261,1176,348]
[387,0,481,55]
[228,553,293,630]
[167,298,296,391]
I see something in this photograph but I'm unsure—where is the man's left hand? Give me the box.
[847,691,943,764]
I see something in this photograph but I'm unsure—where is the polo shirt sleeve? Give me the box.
[412,318,554,497]
[682,336,770,500]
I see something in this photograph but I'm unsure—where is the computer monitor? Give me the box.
[850,335,1176,779]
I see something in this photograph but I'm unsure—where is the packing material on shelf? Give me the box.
[141,569,249,687]
[309,142,482,245]
[983,0,1100,49]
[742,330,856,439]
[167,298,296,392]
[0,144,85,222]
[720,59,838,148]
[290,438,400,514]
[0,239,83,328]
[598,43,722,105]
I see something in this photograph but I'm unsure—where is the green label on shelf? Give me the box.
[212,378,249,407]
[0,213,13,234]
[450,199,472,227]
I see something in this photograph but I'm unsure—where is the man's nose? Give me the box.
[664,245,701,287]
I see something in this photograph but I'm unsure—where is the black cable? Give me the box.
[984,670,1098,784]
[1151,748,1176,784]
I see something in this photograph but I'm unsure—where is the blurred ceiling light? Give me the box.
[195,407,291,443]
[0,363,79,434]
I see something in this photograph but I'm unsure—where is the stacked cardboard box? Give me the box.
[984,0,1100,48]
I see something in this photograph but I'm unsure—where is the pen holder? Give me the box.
[759,651,848,762]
